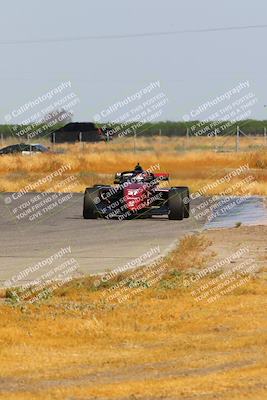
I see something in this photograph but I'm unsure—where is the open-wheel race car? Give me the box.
[83,164,190,220]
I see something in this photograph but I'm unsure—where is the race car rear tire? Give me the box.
[176,186,190,218]
[93,184,111,188]
[83,188,99,219]
[168,189,184,220]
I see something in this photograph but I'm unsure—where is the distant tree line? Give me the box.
[1,119,267,140]
[99,119,267,137]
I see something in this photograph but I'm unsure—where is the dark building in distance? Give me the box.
[51,122,109,143]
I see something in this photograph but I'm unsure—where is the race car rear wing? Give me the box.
[113,171,169,184]
[114,172,121,184]
[154,173,169,181]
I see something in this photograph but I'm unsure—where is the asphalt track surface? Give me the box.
[0,193,266,286]
[0,193,207,286]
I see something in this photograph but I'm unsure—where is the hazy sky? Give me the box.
[0,0,267,123]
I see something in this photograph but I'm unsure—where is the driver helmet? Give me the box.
[134,163,144,173]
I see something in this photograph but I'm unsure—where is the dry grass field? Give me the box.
[0,226,266,400]
[0,136,267,194]
[0,136,266,399]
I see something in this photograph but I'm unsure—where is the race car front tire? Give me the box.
[83,188,99,219]
[168,189,184,220]
[175,186,190,218]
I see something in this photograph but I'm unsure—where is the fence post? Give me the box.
[1,133,3,147]
[186,127,190,149]
[236,125,240,152]
[214,128,218,152]
[264,127,267,146]
[52,131,55,150]
[79,131,83,151]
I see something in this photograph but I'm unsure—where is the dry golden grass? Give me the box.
[0,136,267,194]
[1,280,266,400]
[165,234,215,271]
[0,230,266,400]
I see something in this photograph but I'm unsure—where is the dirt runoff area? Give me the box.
[0,225,266,400]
